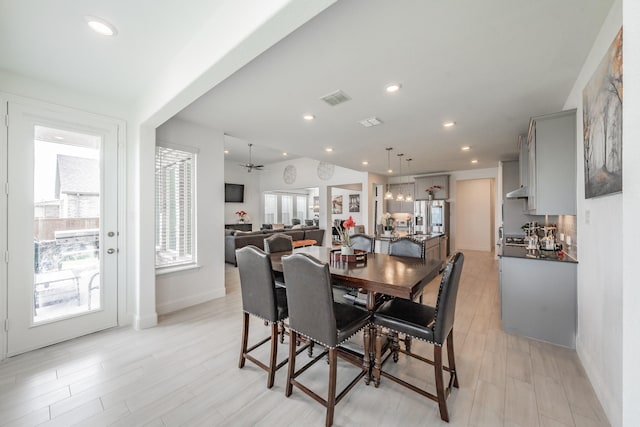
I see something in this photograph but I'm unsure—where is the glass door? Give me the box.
[6,101,119,356]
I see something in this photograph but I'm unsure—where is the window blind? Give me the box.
[155,146,196,268]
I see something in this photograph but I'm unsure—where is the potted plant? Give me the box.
[425,185,442,200]
[336,216,356,255]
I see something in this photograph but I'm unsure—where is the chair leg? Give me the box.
[239,312,249,369]
[326,348,337,427]
[267,323,278,389]
[374,325,384,388]
[286,330,297,397]
[434,345,450,422]
[279,321,285,344]
[392,332,400,362]
[363,326,371,385]
[447,330,459,388]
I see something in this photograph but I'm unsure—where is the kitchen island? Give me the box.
[374,232,446,260]
[500,246,577,348]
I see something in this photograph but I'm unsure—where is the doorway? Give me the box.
[455,178,495,251]
[4,99,120,356]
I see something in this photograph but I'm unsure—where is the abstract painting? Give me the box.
[582,27,622,199]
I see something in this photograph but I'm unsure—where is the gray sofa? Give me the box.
[225,227,325,266]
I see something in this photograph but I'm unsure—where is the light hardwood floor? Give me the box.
[0,250,609,426]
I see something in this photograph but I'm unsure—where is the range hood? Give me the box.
[506,185,528,199]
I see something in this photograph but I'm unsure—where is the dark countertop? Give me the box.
[501,245,578,264]
[375,232,443,241]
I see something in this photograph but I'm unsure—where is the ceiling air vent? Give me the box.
[320,90,351,106]
[358,117,383,127]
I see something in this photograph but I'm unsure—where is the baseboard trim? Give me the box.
[576,337,618,427]
[133,312,158,330]
[156,288,226,315]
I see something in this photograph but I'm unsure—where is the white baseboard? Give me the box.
[133,312,158,330]
[576,337,619,427]
[156,288,226,315]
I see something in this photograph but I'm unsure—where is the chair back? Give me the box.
[282,253,338,347]
[433,252,465,343]
[264,233,293,253]
[389,237,424,259]
[350,234,374,253]
[236,246,280,322]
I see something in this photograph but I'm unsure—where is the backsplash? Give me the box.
[518,214,578,260]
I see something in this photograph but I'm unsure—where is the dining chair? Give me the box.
[264,233,293,253]
[282,252,371,427]
[388,236,425,259]
[236,245,290,388]
[349,233,375,253]
[372,252,465,422]
[264,233,293,286]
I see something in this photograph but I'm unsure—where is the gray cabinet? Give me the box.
[425,237,439,260]
[527,110,577,215]
[500,256,576,348]
[385,184,414,213]
[415,175,450,200]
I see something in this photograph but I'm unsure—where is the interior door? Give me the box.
[6,100,119,356]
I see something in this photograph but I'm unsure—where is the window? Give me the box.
[155,145,197,269]
[263,192,310,224]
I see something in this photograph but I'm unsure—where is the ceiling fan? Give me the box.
[239,143,264,172]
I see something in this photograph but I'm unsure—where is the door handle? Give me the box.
[107,248,116,254]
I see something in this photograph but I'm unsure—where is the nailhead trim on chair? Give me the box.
[288,324,369,349]
[377,325,443,347]
[246,311,288,324]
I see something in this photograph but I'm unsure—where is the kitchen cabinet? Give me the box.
[414,175,450,200]
[500,256,576,347]
[385,184,414,213]
[425,236,440,260]
[527,110,577,215]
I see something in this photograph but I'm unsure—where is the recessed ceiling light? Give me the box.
[85,16,118,36]
[303,114,315,121]
[224,150,229,154]
[443,121,456,128]
[362,161,369,165]
[54,136,64,140]
[387,168,393,174]
[385,83,402,93]
[325,147,333,152]
[461,146,471,151]
[283,152,288,156]
[471,159,478,164]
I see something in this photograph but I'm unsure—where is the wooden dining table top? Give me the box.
[269,246,443,302]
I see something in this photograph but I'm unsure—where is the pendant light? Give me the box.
[405,158,413,202]
[396,153,404,201]
[384,147,394,199]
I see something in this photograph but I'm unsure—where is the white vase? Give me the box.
[341,245,354,255]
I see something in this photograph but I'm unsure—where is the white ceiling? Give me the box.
[0,0,612,176]
[178,0,612,175]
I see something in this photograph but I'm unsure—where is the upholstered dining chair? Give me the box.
[372,252,465,422]
[388,236,425,259]
[236,245,289,389]
[282,253,371,427]
[349,233,375,253]
[264,233,293,287]
[264,233,293,253]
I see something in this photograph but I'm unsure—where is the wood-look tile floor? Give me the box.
[0,250,609,426]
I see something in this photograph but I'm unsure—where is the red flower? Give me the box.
[343,216,356,230]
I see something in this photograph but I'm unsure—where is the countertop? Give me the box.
[375,232,443,241]
[501,245,578,264]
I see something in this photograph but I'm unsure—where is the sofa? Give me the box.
[225,226,325,266]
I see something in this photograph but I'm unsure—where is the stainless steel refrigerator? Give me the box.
[414,200,450,255]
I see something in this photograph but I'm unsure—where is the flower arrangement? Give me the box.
[235,210,248,223]
[336,216,356,248]
[426,185,442,193]
[382,212,394,230]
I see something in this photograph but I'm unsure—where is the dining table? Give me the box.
[270,245,444,381]
[269,246,443,311]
